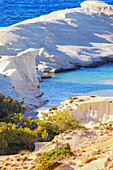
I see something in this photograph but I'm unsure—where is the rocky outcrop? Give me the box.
[0,49,47,108]
[60,95,113,124]
[38,95,113,124]
[35,126,113,170]
[2,127,113,169]
[0,1,113,105]
[81,1,113,17]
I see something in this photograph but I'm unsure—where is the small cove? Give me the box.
[38,63,113,110]
[1,0,113,111]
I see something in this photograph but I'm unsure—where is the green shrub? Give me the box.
[35,143,73,164]
[0,95,85,155]
[0,113,38,130]
[37,109,85,141]
[0,94,26,118]
[0,122,37,155]
[35,161,61,170]
[95,123,113,131]
[93,126,99,130]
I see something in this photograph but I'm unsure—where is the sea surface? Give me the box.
[39,64,113,110]
[1,0,113,110]
[0,0,113,27]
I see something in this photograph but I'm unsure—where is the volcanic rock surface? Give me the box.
[0,1,113,106]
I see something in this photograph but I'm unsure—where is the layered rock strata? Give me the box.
[60,95,113,124]
[38,95,113,124]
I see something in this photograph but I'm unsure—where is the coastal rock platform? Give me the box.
[0,1,113,106]
[38,95,113,125]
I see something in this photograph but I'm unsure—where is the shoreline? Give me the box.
[1,1,113,169]
[0,1,113,107]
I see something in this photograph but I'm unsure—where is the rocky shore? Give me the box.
[1,2,113,168]
[0,1,113,108]
[38,95,113,126]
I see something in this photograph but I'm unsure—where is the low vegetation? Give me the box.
[0,94,38,155]
[94,122,113,131]
[0,94,85,155]
[37,109,85,141]
[0,94,26,118]
[49,106,57,111]
[35,161,61,170]
[0,122,37,155]
[35,143,73,164]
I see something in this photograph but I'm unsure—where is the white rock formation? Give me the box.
[81,1,113,17]
[38,95,113,124]
[0,1,113,106]
[0,49,46,108]
[62,95,113,124]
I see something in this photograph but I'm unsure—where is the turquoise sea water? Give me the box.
[1,0,113,109]
[39,64,113,110]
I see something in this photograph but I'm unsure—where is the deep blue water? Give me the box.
[1,0,113,110]
[0,0,113,27]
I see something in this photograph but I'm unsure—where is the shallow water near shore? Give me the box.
[38,64,113,110]
[1,0,113,111]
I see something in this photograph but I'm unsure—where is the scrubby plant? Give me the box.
[93,126,99,130]
[94,122,113,131]
[49,106,57,111]
[0,122,37,155]
[35,143,73,164]
[0,94,26,118]
[0,94,86,155]
[36,109,85,141]
[35,161,61,170]
[100,123,113,131]
[0,113,38,130]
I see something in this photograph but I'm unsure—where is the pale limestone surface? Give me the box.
[38,95,113,124]
[0,49,46,108]
[1,127,113,169]
[81,1,113,17]
[36,128,113,170]
[60,95,113,124]
[0,2,113,106]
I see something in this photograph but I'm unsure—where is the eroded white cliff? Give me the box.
[61,95,113,124]
[0,1,113,106]
[0,49,46,107]
[38,95,113,125]
[81,1,113,17]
